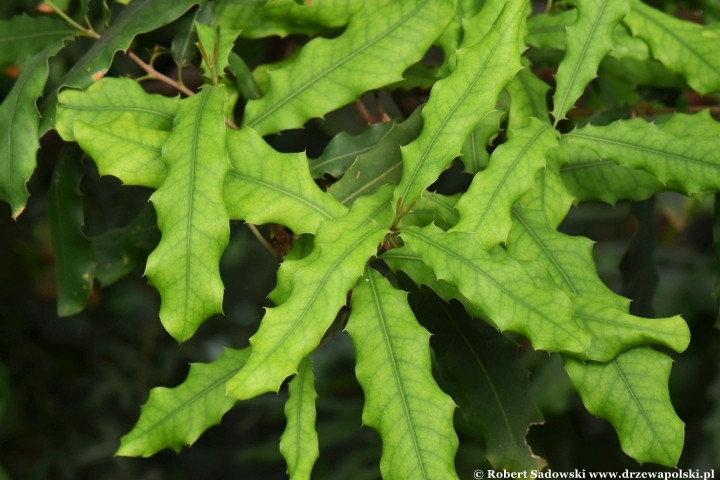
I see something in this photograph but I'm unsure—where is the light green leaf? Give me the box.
[405,283,546,472]
[569,295,689,361]
[226,186,394,400]
[251,48,301,95]
[459,0,505,49]
[279,357,319,480]
[551,0,631,124]
[393,0,524,208]
[40,0,201,134]
[559,143,665,205]
[346,268,458,480]
[243,0,454,136]
[0,41,64,218]
[48,144,96,317]
[527,10,650,61]
[92,205,160,286]
[506,207,629,312]
[224,127,348,234]
[74,114,170,189]
[565,119,720,194]
[382,245,487,321]
[623,0,720,94]
[117,347,250,457]
[195,24,239,83]
[506,64,551,132]
[328,108,424,206]
[564,347,684,467]
[309,121,394,179]
[388,62,439,91]
[145,86,229,342]
[56,77,179,142]
[517,146,575,228]
[452,119,558,249]
[658,110,720,137]
[214,0,363,38]
[0,15,74,68]
[401,224,592,356]
[459,108,506,175]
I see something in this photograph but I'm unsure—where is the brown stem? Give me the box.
[126,51,195,97]
[246,224,278,258]
[354,99,373,124]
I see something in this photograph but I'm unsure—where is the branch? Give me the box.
[246,224,278,258]
[126,51,195,97]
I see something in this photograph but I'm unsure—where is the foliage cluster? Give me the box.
[2,0,720,477]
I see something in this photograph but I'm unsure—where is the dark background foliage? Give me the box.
[1,0,720,478]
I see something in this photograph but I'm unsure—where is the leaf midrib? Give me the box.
[367,271,428,480]
[58,103,175,120]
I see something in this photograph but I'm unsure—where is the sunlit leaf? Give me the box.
[393,0,524,208]
[145,86,229,342]
[243,0,454,135]
[346,268,458,480]
[117,348,250,457]
[226,186,394,400]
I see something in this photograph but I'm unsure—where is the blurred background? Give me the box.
[1,0,720,478]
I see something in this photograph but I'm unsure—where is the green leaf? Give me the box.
[48,144,96,317]
[224,127,348,234]
[506,207,629,312]
[214,0,362,38]
[145,86,229,342]
[527,10,650,61]
[517,147,575,228]
[172,4,214,69]
[405,283,546,472]
[382,245,486,321]
[623,0,720,94]
[564,347,684,467]
[74,114,170,188]
[328,108,424,206]
[459,109,506,175]
[279,357,319,480]
[526,9,576,51]
[0,41,64,218]
[92,205,160,286]
[551,0,631,124]
[309,122,394,179]
[451,119,558,249]
[39,0,201,134]
[565,119,720,194]
[195,24,239,83]
[506,64,551,132]
[242,0,455,136]
[0,15,75,68]
[389,62,440,91]
[226,185,394,400]
[558,143,665,205]
[401,224,592,356]
[228,52,263,101]
[56,77,179,142]
[397,191,460,231]
[569,295,689,361]
[346,268,458,480]
[658,110,720,137]
[117,347,250,457]
[393,0,524,208]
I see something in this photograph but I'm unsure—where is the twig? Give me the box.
[246,224,278,257]
[126,51,195,97]
[44,0,98,38]
[354,99,373,124]
[48,0,241,130]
